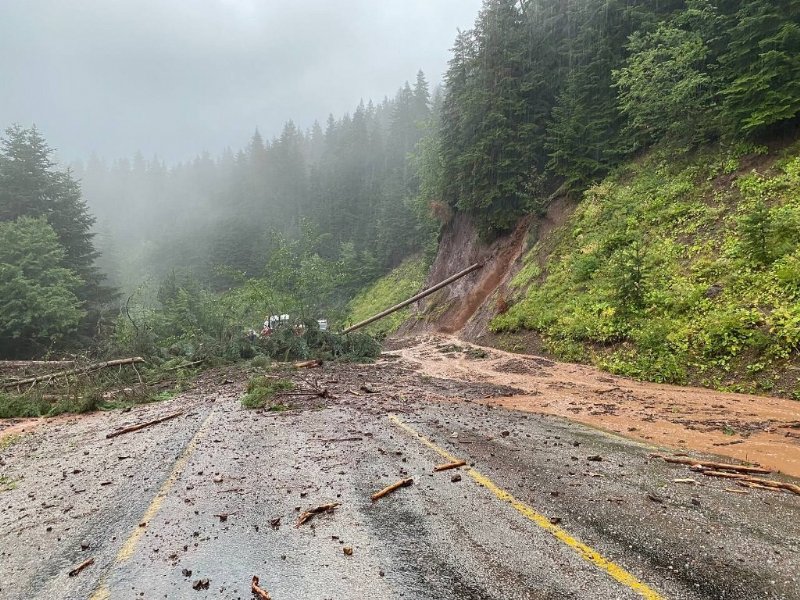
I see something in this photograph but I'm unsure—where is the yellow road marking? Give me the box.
[89,410,215,600]
[388,414,665,600]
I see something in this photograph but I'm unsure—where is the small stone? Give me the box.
[451,474,462,483]
[549,516,562,525]
[192,578,210,590]
[587,455,603,462]
[343,546,353,556]
[182,568,192,577]
[500,430,510,437]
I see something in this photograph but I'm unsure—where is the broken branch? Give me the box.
[651,454,771,474]
[296,502,340,527]
[293,359,322,369]
[371,477,414,502]
[2,357,145,389]
[105,410,184,439]
[433,460,467,472]
[251,576,272,600]
[68,557,94,577]
[700,470,800,495]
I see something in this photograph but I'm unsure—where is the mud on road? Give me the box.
[1,341,799,599]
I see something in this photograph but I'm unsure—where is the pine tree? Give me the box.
[718,0,800,136]
[0,125,112,317]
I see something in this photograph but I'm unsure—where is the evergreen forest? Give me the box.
[2,0,799,398]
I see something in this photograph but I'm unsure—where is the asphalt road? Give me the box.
[1,357,799,599]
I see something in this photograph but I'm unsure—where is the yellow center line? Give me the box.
[89,409,216,600]
[388,413,665,600]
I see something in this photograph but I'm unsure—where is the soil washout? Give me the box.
[389,335,800,478]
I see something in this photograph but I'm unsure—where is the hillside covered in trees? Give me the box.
[1,0,799,399]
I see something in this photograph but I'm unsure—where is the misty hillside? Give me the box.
[1,0,799,399]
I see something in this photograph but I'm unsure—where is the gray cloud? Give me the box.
[0,0,482,162]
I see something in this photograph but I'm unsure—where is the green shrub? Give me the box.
[241,377,294,409]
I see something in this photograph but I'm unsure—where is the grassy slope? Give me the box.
[346,255,428,336]
[492,141,800,398]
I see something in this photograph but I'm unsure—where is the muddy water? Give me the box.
[393,335,800,478]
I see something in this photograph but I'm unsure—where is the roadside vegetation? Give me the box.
[241,376,294,410]
[345,255,428,336]
[493,142,800,396]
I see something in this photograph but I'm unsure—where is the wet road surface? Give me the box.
[1,356,799,599]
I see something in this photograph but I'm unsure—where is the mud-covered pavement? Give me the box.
[1,344,799,599]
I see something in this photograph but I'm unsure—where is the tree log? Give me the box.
[0,360,75,367]
[2,357,145,389]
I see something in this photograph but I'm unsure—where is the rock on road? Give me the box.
[0,349,799,599]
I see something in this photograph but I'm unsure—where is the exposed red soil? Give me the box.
[391,335,800,478]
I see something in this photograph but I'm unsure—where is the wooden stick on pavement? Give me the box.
[371,477,414,501]
[105,410,184,439]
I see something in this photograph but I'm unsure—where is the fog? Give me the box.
[0,0,481,162]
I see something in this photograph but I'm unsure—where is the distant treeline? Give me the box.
[74,71,437,292]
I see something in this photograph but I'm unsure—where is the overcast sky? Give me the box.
[0,0,482,164]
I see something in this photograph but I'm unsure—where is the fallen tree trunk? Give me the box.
[371,477,413,501]
[342,263,483,334]
[651,454,771,474]
[2,357,145,389]
[105,410,184,439]
[0,360,75,368]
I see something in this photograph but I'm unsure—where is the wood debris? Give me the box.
[650,454,771,474]
[68,557,94,577]
[296,502,340,527]
[653,453,800,496]
[251,575,272,599]
[433,460,466,472]
[371,477,414,502]
[2,357,145,389]
[105,410,184,439]
[293,359,322,369]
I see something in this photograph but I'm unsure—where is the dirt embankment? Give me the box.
[401,197,575,342]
